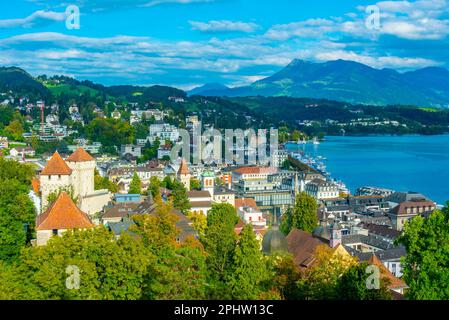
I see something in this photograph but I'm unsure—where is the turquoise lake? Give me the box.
[286,135,449,205]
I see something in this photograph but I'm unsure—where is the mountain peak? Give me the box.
[188,83,230,96]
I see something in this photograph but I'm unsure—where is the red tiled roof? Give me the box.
[188,190,211,198]
[36,192,94,231]
[234,167,277,175]
[286,229,327,269]
[367,254,407,290]
[41,151,72,175]
[31,177,40,194]
[391,201,436,216]
[235,198,259,210]
[190,201,212,208]
[178,158,190,175]
[66,147,95,162]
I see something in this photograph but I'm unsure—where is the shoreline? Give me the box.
[285,135,449,206]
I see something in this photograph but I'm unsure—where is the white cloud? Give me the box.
[189,20,259,33]
[315,50,439,69]
[0,10,66,29]
[143,0,214,7]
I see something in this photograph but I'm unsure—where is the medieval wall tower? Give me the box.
[39,151,73,209]
[66,147,96,198]
[177,158,191,191]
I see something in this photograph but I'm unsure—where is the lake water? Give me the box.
[286,135,449,205]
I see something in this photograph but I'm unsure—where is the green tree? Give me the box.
[4,120,24,141]
[201,203,239,298]
[186,211,207,236]
[84,118,134,149]
[46,186,78,208]
[171,180,191,214]
[281,192,318,234]
[148,176,161,199]
[132,200,207,300]
[0,227,151,300]
[161,175,174,190]
[397,206,449,300]
[190,178,201,190]
[128,172,142,194]
[263,253,302,300]
[295,245,356,300]
[0,159,36,262]
[94,170,118,193]
[226,224,268,299]
[336,262,392,300]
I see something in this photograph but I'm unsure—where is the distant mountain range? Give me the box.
[3,60,449,108]
[189,59,449,107]
[0,66,186,102]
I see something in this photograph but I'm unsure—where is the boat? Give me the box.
[312,137,320,145]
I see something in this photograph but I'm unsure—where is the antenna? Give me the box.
[40,102,45,135]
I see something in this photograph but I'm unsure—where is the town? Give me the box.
[1,89,445,300]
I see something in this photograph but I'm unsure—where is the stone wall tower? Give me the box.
[66,147,96,198]
[177,158,191,191]
[39,151,73,209]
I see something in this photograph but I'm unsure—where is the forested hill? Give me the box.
[191,59,449,108]
[2,66,449,136]
[0,67,50,99]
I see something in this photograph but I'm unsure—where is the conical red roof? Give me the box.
[41,151,72,175]
[36,192,94,231]
[367,253,406,289]
[178,158,190,175]
[66,147,95,162]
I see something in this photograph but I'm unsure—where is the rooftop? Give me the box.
[178,158,190,175]
[66,147,95,162]
[36,192,94,231]
[41,151,72,176]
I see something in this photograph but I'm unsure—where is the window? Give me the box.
[52,229,58,235]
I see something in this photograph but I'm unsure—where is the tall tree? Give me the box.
[131,200,207,300]
[148,176,161,199]
[226,224,268,299]
[0,227,151,300]
[281,192,318,234]
[171,180,191,214]
[295,245,356,300]
[201,203,239,299]
[397,206,449,300]
[263,253,302,300]
[128,172,142,194]
[190,178,201,190]
[0,159,36,262]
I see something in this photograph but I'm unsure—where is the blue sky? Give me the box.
[0,0,448,89]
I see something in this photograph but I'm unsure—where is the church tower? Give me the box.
[202,171,215,198]
[330,222,342,248]
[66,147,96,198]
[177,158,191,191]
